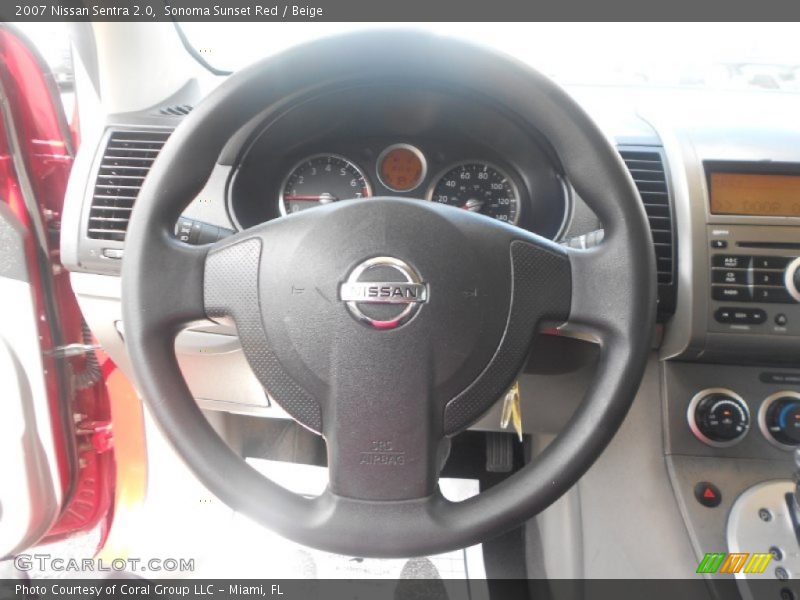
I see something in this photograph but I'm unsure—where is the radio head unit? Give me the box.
[704,161,800,341]
[707,225,800,337]
[709,171,800,218]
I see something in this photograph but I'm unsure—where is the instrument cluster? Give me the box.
[227,86,571,240]
[277,146,522,226]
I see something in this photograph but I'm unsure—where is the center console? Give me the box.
[653,122,800,597]
[670,158,800,459]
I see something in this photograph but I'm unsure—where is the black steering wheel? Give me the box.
[121,31,655,557]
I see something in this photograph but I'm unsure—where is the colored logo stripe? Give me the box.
[744,553,773,574]
[697,553,726,574]
[720,553,749,573]
[697,552,773,574]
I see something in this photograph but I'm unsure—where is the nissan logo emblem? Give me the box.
[339,256,428,329]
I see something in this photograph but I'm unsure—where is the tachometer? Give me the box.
[279,154,371,215]
[427,162,520,224]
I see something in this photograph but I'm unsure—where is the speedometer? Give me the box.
[279,154,371,215]
[427,162,520,224]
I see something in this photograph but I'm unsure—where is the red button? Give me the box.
[694,482,722,507]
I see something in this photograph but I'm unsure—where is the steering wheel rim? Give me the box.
[121,30,656,557]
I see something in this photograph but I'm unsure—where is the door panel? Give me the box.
[0,24,116,557]
[0,202,62,558]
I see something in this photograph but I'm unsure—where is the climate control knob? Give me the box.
[688,389,750,447]
[759,392,800,449]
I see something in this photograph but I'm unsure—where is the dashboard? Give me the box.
[58,75,800,588]
[227,86,570,239]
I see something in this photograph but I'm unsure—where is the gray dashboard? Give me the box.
[60,83,800,587]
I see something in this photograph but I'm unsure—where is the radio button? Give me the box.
[712,270,747,285]
[752,256,791,270]
[736,308,766,324]
[712,255,750,269]
[712,286,750,302]
[714,308,734,323]
[753,270,784,286]
[752,286,794,303]
[715,307,767,324]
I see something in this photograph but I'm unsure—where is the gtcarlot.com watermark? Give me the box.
[14,553,195,573]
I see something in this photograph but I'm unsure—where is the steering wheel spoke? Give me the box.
[323,375,444,501]
[123,231,209,336]
[562,241,646,342]
[203,235,263,326]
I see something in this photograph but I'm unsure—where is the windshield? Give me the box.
[180,22,800,92]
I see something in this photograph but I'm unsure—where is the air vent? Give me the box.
[87,130,171,242]
[618,147,677,320]
[158,104,193,116]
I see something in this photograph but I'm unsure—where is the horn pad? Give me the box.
[256,198,513,423]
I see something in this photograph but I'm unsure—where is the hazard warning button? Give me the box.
[694,482,722,508]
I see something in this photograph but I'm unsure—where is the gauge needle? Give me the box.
[284,193,338,204]
[462,198,484,212]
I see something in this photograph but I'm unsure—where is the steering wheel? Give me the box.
[121,31,655,557]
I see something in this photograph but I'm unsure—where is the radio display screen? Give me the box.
[709,171,800,217]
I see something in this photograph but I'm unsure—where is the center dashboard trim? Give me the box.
[650,112,800,363]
